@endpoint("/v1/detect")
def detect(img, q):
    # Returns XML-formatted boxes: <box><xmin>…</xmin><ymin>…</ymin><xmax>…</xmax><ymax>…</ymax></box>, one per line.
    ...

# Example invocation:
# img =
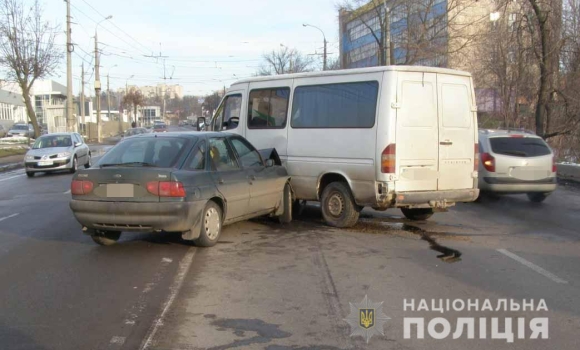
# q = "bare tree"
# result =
<box><xmin>122</xmin><ymin>88</ymin><xmax>145</xmax><ymax>124</ymax></box>
<box><xmin>338</xmin><ymin>0</ymin><xmax>482</xmax><ymax>67</ymax></box>
<box><xmin>257</xmin><ymin>47</ymin><xmax>314</xmax><ymax>76</ymax></box>
<box><xmin>0</xmin><ymin>0</ymin><xmax>61</xmax><ymax>138</ymax></box>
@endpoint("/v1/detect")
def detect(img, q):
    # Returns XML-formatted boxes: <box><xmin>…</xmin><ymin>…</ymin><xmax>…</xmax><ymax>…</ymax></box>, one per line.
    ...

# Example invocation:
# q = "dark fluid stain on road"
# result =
<box><xmin>208</xmin><ymin>318</ymin><xmax>291</xmax><ymax>350</ymax></box>
<box><xmin>402</xmin><ymin>224</ymin><xmax>463</xmax><ymax>263</ymax></box>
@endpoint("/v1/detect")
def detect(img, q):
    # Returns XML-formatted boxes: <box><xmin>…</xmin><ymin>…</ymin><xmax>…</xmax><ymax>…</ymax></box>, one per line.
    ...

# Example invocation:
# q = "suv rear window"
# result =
<box><xmin>489</xmin><ymin>137</ymin><xmax>551</xmax><ymax>157</ymax></box>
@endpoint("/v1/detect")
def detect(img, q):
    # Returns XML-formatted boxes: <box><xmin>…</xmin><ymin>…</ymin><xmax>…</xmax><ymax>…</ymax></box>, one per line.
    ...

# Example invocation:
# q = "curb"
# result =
<box><xmin>0</xmin><ymin>162</ymin><xmax>23</xmax><ymax>173</ymax></box>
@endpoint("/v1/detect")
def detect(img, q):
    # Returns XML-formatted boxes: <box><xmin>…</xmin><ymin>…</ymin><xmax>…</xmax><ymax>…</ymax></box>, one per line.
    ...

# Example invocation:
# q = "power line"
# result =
<box><xmin>79</xmin><ymin>0</ymin><xmax>155</xmax><ymax>55</ymax></box>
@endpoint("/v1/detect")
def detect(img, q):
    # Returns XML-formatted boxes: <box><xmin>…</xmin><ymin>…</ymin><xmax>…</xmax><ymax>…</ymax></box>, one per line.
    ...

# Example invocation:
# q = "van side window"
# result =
<box><xmin>291</xmin><ymin>81</ymin><xmax>378</xmax><ymax>128</ymax></box>
<box><xmin>211</xmin><ymin>94</ymin><xmax>242</xmax><ymax>131</ymax></box>
<box><xmin>248</xmin><ymin>88</ymin><xmax>290</xmax><ymax>129</ymax></box>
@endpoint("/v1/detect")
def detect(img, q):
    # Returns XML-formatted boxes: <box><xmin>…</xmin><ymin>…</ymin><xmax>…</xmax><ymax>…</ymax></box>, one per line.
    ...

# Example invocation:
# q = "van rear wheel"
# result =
<box><xmin>401</xmin><ymin>208</ymin><xmax>434</xmax><ymax>221</ymax></box>
<box><xmin>320</xmin><ymin>182</ymin><xmax>359</xmax><ymax>228</ymax></box>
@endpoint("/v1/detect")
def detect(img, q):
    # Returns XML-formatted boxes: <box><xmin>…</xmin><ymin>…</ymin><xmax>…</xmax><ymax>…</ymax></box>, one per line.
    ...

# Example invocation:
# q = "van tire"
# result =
<box><xmin>401</xmin><ymin>208</ymin><xmax>434</xmax><ymax>221</ymax></box>
<box><xmin>320</xmin><ymin>182</ymin><xmax>359</xmax><ymax>228</ymax></box>
<box><xmin>278</xmin><ymin>183</ymin><xmax>292</xmax><ymax>224</ymax></box>
<box><xmin>527</xmin><ymin>192</ymin><xmax>549</xmax><ymax>203</ymax></box>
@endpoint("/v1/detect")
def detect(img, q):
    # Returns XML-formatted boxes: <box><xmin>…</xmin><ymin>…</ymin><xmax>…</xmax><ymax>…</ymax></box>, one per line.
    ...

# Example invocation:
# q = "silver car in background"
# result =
<box><xmin>24</xmin><ymin>132</ymin><xmax>91</xmax><ymax>177</ymax></box>
<box><xmin>7</xmin><ymin>123</ymin><xmax>35</xmax><ymax>138</ymax></box>
<box><xmin>478</xmin><ymin>129</ymin><xmax>557</xmax><ymax>202</ymax></box>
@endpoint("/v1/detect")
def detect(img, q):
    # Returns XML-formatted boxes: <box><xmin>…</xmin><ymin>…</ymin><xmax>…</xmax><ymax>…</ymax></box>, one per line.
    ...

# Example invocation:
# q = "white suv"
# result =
<box><xmin>478</xmin><ymin>129</ymin><xmax>557</xmax><ymax>202</ymax></box>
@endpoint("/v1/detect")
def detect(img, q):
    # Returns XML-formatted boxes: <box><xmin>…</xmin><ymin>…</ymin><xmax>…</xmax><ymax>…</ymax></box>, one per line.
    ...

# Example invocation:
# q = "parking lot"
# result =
<box><xmin>0</xmin><ymin>133</ymin><xmax>579</xmax><ymax>349</ymax></box>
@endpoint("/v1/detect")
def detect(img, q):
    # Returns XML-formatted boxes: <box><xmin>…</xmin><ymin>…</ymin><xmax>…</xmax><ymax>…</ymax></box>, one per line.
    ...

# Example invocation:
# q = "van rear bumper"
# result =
<box><xmin>394</xmin><ymin>188</ymin><xmax>479</xmax><ymax>207</ymax></box>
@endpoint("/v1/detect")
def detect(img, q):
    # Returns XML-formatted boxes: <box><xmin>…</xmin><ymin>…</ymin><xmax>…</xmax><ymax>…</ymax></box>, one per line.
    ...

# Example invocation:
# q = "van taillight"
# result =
<box><xmin>474</xmin><ymin>144</ymin><xmax>479</xmax><ymax>171</ymax></box>
<box><xmin>147</xmin><ymin>181</ymin><xmax>186</xmax><ymax>197</ymax></box>
<box><xmin>71</xmin><ymin>180</ymin><xmax>93</xmax><ymax>195</ymax></box>
<box><xmin>381</xmin><ymin>144</ymin><xmax>396</xmax><ymax>173</ymax></box>
<box><xmin>481</xmin><ymin>153</ymin><xmax>495</xmax><ymax>172</ymax></box>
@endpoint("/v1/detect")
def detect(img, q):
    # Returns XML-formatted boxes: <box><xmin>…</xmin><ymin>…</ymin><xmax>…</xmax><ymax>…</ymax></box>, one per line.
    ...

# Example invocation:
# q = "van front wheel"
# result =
<box><xmin>321</xmin><ymin>182</ymin><xmax>359</xmax><ymax>228</ymax></box>
<box><xmin>401</xmin><ymin>208</ymin><xmax>434</xmax><ymax>221</ymax></box>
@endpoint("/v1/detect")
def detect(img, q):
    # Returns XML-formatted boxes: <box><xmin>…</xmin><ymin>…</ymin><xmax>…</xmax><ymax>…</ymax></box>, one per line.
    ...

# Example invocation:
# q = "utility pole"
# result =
<box><xmin>323</xmin><ymin>37</ymin><xmax>327</xmax><ymax>71</ymax></box>
<box><xmin>66</xmin><ymin>0</ymin><xmax>75</xmax><ymax>132</ymax></box>
<box><xmin>80</xmin><ymin>63</ymin><xmax>85</xmax><ymax>135</ymax></box>
<box><xmin>107</xmin><ymin>74</ymin><xmax>111</xmax><ymax>129</ymax></box>
<box><xmin>94</xmin><ymin>31</ymin><xmax>102</xmax><ymax>143</ymax></box>
<box><xmin>384</xmin><ymin>2</ymin><xmax>391</xmax><ymax>66</ymax></box>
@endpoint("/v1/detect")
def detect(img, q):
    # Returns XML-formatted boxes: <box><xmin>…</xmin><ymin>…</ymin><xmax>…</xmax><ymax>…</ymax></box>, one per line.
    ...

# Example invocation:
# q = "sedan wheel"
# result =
<box><xmin>69</xmin><ymin>157</ymin><xmax>77</xmax><ymax>174</ymax></box>
<box><xmin>194</xmin><ymin>201</ymin><xmax>222</xmax><ymax>247</ymax></box>
<box><xmin>85</xmin><ymin>153</ymin><xmax>91</xmax><ymax>168</ymax></box>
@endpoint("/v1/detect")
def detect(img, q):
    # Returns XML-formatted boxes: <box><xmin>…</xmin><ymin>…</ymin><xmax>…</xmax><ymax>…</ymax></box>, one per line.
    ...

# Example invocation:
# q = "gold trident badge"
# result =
<box><xmin>359</xmin><ymin>309</ymin><xmax>374</xmax><ymax>329</ymax></box>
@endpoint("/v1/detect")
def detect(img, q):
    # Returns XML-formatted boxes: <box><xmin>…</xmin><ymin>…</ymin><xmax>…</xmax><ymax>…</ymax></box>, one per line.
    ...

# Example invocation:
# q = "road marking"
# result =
<box><xmin>63</xmin><ymin>189</ymin><xmax>71</xmax><ymax>194</ymax></box>
<box><xmin>497</xmin><ymin>249</ymin><xmax>568</xmax><ymax>284</ymax></box>
<box><xmin>0</xmin><ymin>174</ymin><xmax>24</xmax><ymax>182</ymax></box>
<box><xmin>0</xmin><ymin>213</ymin><xmax>19</xmax><ymax>223</ymax></box>
<box><xmin>139</xmin><ymin>248</ymin><xmax>197</xmax><ymax>350</ymax></box>
<box><xmin>110</xmin><ymin>336</ymin><xmax>125</xmax><ymax>345</ymax></box>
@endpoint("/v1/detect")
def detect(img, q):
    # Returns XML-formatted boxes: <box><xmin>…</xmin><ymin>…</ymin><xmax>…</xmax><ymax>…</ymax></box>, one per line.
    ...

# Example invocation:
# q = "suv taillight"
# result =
<box><xmin>481</xmin><ymin>153</ymin><xmax>495</xmax><ymax>172</ymax></box>
<box><xmin>71</xmin><ymin>180</ymin><xmax>93</xmax><ymax>195</ymax></box>
<box><xmin>552</xmin><ymin>157</ymin><xmax>557</xmax><ymax>173</ymax></box>
<box><xmin>474</xmin><ymin>144</ymin><xmax>479</xmax><ymax>171</ymax></box>
<box><xmin>147</xmin><ymin>181</ymin><xmax>186</xmax><ymax>197</ymax></box>
<box><xmin>381</xmin><ymin>144</ymin><xmax>396</xmax><ymax>173</ymax></box>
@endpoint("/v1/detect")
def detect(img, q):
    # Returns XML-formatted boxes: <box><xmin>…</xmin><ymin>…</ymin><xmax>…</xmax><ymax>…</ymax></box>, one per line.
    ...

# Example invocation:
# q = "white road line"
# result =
<box><xmin>139</xmin><ymin>248</ymin><xmax>197</xmax><ymax>350</ymax></box>
<box><xmin>63</xmin><ymin>189</ymin><xmax>71</xmax><ymax>194</ymax></box>
<box><xmin>110</xmin><ymin>336</ymin><xmax>125</xmax><ymax>345</ymax></box>
<box><xmin>497</xmin><ymin>248</ymin><xmax>568</xmax><ymax>284</ymax></box>
<box><xmin>0</xmin><ymin>213</ymin><xmax>19</xmax><ymax>223</ymax></box>
<box><xmin>0</xmin><ymin>174</ymin><xmax>24</xmax><ymax>182</ymax></box>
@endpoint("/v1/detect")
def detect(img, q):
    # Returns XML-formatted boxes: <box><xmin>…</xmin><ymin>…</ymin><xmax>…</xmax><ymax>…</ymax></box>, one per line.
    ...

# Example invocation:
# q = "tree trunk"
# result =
<box><xmin>21</xmin><ymin>86</ymin><xmax>40</xmax><ymax>138</ymax></box>
<box><xmin>134</xmin><ymin>105</ymin><xmax>137</xmax><ymax>125</ymax></box>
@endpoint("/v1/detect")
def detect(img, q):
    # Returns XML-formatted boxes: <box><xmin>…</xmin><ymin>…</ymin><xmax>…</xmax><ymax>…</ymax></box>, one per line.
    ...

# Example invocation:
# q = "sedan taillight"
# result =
<box><xmin>71</xmin><ymin>180</ymin><xmax>93</xmax><ymax>195</ymax></box>
<box><xmin>147</xmin><ymin>181</ymin><xmax>186</xmax><ymax>197</ymax></box>
<box><xmin>481</xmin><ymin>153</ymin><xmax>495</xmax><ymax>172</ymax></box>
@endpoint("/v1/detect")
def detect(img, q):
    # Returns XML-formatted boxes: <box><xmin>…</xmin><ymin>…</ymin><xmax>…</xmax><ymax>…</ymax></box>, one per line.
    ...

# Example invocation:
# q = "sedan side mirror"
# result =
<box><xmin>265</xmin><ymin>159</ymin><xmax>275</xmax><ymax>167</ymax></box>
<box><xmin>197</xmin><ymin>117</ymin><xmax>205</xmax><ymax>131</ymax></box>
<box><xmin>74</xmin><ymin>142</ymin><xmax>82</xmax><ymax>147</ymax></box>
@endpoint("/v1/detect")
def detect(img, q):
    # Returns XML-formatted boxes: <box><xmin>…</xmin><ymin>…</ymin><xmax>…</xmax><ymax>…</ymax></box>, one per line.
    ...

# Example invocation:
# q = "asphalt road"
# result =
<box><xmin>0</xmin><ymin>129</ymin><xmax>579</xmax><ymax>350</ymax></box>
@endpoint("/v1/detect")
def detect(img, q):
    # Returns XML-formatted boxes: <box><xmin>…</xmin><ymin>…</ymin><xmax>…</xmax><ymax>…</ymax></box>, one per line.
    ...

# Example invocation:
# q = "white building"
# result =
<box><xmin>0</xmin><ymin>89</ymin><xmax>27</xmax><ymax>127</ymax></box>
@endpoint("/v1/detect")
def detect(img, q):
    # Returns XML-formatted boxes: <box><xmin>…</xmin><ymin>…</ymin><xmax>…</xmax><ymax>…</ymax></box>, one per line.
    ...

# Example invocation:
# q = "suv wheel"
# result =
<box><xmin>401</xmin><ymin>208</ymin><xmax>434</xmax><ymax>221</ymax></box>
<box><xmin>527</xmin><ymin>192</ymin><xmax>549</xmax><ymax>203</ymax></box>
<box><xmin>320</xmin><ymin>182</ymin><xmax>359</xmax><ymax>228</ymax></box>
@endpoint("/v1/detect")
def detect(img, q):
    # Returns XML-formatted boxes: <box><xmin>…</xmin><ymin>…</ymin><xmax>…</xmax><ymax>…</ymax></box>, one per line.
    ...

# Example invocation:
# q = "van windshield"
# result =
<box><xmin>489</xmin><ymin>137</ymin><xmax>551</xmax><ymax>157</ymax></box>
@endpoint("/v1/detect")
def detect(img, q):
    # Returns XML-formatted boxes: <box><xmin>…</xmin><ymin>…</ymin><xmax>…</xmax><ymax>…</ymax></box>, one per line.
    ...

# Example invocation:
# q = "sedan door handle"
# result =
<box><xmin>440</xmin><ymin>141</ymin><xmax>453</xmax><ymax>146</ymax></box>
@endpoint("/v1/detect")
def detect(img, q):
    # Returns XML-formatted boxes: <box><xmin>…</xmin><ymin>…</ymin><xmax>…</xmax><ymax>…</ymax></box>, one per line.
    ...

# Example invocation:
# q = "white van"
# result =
<box><xmin>200</xmin><ymin>66</ymin><xmax>479</xmax><ymax>227</ymax></box>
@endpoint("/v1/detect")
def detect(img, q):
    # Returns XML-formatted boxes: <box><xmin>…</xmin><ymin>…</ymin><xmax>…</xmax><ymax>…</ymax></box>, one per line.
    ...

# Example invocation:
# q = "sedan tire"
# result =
<box><xmin>91</xmin><ymin>231</ymin><xmax>121</xmax><ymax>246</ymax></box>
<box><xmin>278</xmin><ymin>182</ymin><xmax>292</xmax><ymax>224</ymax></box>
<box><xmin>194</xmin><ymin>201</ymin><xmax>222</xmax><ymax>247</ymax></box>
<box><xmin>85</xmin><ymin>153</ymin><xmax>91</xmax><ymax>168</ymax></box>
<box><xmin>26</xmin><ymin>172</ymin><xmax>34</xmax><ymax>178</ymax></box>
<box><xmin>69</xmin><ymin>156</ymin><xmax>77</xmax><ymax>174</ymax></box>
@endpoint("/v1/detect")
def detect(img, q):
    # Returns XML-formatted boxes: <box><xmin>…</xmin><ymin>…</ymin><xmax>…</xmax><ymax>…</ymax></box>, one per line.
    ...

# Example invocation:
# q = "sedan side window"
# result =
<box><xmin>209</xmin><ymin>138</ymin><xmax>239</xmax><ymax>171</ymax></box>
<box><xmin>185</xmin><ymin>141</ymin><xmax>206</xmax><ymax>171</ymax></box>
<box><xmin>229</xmin><ymin>137</ymin><xmax>263</xmax><ymax>168</ymax></box>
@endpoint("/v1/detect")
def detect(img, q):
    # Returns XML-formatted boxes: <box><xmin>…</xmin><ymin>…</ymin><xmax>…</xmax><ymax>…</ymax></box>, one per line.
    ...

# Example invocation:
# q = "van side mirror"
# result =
<box><xmin>265</xmin><ymin>159</ymin><xmax>274</xmax><ymax>167</ymax></box>
<box><xmin>197</xmin><ymin>117</ymin><xmax>205</xmax><ymax>131</ymax></box>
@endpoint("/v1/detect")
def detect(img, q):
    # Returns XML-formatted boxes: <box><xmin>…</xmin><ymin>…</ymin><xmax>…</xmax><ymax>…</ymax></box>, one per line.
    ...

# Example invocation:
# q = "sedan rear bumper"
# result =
<box><xmin>480</xmin><ymin>177</ymin><xmax>557</xmax><ymax>193</ymax></box>
<box><xmin>69</xmin><ymin>199</ymin><xmax>206</xmax><ymax>235</ymax></box>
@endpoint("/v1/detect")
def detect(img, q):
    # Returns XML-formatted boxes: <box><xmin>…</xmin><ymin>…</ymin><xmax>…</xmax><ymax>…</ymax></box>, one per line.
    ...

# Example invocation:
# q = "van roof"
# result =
<box><xmin>231</xmin><ymin>65</ymin><xmax>471</xmax><ymax>86</ymax></box>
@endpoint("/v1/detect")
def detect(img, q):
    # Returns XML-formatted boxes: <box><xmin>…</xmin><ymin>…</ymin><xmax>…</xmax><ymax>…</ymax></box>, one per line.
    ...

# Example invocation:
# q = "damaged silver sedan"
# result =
<box><xmin>69</xmin><ymin>132</ymin><xmax>292</xmax><ymax>247</ymax></box>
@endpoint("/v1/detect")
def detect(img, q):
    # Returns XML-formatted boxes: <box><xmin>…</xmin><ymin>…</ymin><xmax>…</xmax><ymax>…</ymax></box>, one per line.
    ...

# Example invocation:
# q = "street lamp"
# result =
<box><xmin>303</xmin><ymin>23</ymin><xmax>328</xmax><ymax>71</ymax></box>
<box><xmin>94</xmin><ymin>15</ymin><xmax>112</xmax><ymax>143</ymax></box>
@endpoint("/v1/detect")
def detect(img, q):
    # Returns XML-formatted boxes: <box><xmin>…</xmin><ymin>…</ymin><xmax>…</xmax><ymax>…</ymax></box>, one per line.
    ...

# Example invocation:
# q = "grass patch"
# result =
<box><xmin>0</xmin><ymin>148</ymin><xmax>27</xmax><ymax>158</ymax></box>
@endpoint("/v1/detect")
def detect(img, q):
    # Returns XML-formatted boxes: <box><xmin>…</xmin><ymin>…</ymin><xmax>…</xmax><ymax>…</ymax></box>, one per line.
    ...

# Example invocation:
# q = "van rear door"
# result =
<box><xmin>394</xmin><ymin>72</ymin><xmax>439</xmax><ymax>192</ymax></box>
<box><xmin>436</xmin><ymin>74</ymin><xmax>477</xmax><ymax>190</ymax></box>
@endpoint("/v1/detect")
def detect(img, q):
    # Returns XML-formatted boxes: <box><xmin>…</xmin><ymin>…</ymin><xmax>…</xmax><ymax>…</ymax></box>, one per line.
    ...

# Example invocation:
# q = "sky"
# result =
<box><xmin>38</xmin><ymin>0</ymin><xmax>342</xmax><ymax>97</ymax></box>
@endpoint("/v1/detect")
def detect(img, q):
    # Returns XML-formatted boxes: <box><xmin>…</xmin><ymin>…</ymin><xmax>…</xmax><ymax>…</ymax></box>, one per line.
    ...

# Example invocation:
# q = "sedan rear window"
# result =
<box><xmin>99</xmin><ymin>137</ymin><xmax>193</xmax><ymax>168</ymax></box>
<box><xmin>489</xmin><ymin>137</ymin><xmax>551</xmax><ymax>157</ymax></box>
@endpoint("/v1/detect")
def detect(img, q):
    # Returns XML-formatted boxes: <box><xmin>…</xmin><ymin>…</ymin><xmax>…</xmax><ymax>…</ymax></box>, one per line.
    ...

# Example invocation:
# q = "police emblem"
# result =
<box><xmin>344</xmin><ymin>295</ymin><xmax>390</xmax><ymax>343</ymax></box>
